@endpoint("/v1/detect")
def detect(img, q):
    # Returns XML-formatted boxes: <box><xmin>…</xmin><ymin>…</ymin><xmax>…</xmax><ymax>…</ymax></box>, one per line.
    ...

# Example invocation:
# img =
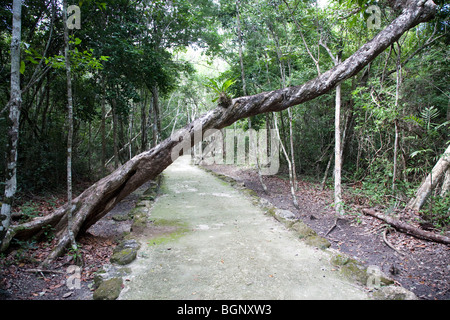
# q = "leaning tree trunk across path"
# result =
<box><xmin>0</xmin><ymin>0</ymin><xmax>438</xmax><ymax>264</ymax></box>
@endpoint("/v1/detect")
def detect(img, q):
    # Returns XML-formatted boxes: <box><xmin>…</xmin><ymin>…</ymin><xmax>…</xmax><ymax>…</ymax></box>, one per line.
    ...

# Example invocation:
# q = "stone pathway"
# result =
<box><xmin>117</xmin><ymin>156</ymin><xmax>376</xmax><ymax>300</ymax></box>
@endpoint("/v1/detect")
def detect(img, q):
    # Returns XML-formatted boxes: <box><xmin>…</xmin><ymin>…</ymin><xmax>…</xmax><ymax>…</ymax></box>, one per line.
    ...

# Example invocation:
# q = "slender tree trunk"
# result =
<box><xmin>151</xmin><ymin>85</ymin><xmax>161</xmax><ymax>148</ymax></box>
<box><xmin>141</xmin><ymin>89</ymin><xmax>148</xmax><ymax>153</ymax></box>
<box><xmin>321</xmin><ymin>153</ymin><xmax>333</xmax><ymax>191</ymax></box>
<box><xmin>0</xmin><ymin>0</ymin><xmax>22</xmax><ymax>247</ymax></box>
<box><xmin>0</xmin><ymin>0</ymin><xmax>437</xmax><ymax>260</ymax></box>
<box><xmin>334</xmin><ymin>80</ymin><xmax>343</xmax><ymax>215</ymax></box>
<box><xmin>62</xmin><ymin>0</ymin><xmax>77</xmax><ymax>253</ymax></box>
<box><xmin>101</xmin><ymin>79</ymin><xmax>107</xmax><ymax>176</ymax></box>
<box><xmin>273</xmin><ymin>113</ymin><xmax>299</xmax><ymax>208</ymax></box>
<box><xmin>393</xmin><ymin>120</ymin><xmax>399</xmax><ymax>190</ymax></box>
<box><xmin>88</xmin><ymin>121</ymin><xmax>92</xmax><ymax>176</ymax></box>
<box><xmin>392</xmin><ymin>42</ymin><xmax>402</xmax><ymax>192</ymax></box>
<box><xmin>171</xmin><ymin>99</ymin><xmax>181</xmax><ymax>135</ymax></box>
<box><xmin>320</xmin><ymin>38</ymin><xmax>344</xmax><ymax>215</ymax></box>
<box><xmin>270</xmin><ymin>26</ymin><xmax>298</xmax><ymax>195</ymax></box>
<box><xmin>236</xmin><ymin>0</ymin><xmax>246</xmax><ymax>97</ymax></box>
<box><xmin>287</xmin><ymin>108</ymin><xmax>297</xmax><ymax>190</ymax></box>
<box><xmin>128</xmin><ymin>102</ymin><xmax>136</xmax><ymax>160</ymax></box>
<box><xmin>282</xmin><ymin>0</ymin><xmax>321</xmax><ymax>75</ymax></box>
<box><xmin>112</xmin><ymin>98</ymin><xmax>119</xmax><ymax>169</ymax></box>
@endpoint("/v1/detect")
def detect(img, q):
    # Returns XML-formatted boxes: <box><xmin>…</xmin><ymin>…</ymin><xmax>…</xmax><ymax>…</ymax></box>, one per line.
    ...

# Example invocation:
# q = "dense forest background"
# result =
<box><xmin>0</xmin><ymin>0</ymin><xmax>449</xmax><ymax>229</ymax></box>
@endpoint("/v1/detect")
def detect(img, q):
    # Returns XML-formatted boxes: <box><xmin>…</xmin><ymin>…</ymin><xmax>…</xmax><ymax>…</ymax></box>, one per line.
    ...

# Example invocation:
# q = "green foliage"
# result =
<box><xmin>420</xmin><ymin>196</ymin><xmax>450</xmax><ymax>229</ymax></box>
<box><xmin>43</xmin><ymin>37</ymin><xmax>109</xmax><ymax>71</ymax></box>
<box><xmin>18</xmin><ymin>201</ymin><xmax>41</xmax><ymax>222</ymax></box>
<box><xmin>204</xmin><ymin>77</ymin><xmax>237</xmax><ymax>102</ymax></box>
<box><xmin>67</xmin><ymin>244</ymin><xmax>83</xmax><ymax>262</ymax></box>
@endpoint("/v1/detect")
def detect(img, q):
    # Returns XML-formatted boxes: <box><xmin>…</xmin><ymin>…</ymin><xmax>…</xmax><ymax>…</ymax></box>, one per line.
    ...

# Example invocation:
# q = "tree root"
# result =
<box><xmin>325</xmin><ymin>217</ymin><xmax>338</xmax><ymax>236</ymax></box>
<box><xmin>382</xmin><ymin>227</ymin><xmax>405</xmax><ymax>256</ymax></box>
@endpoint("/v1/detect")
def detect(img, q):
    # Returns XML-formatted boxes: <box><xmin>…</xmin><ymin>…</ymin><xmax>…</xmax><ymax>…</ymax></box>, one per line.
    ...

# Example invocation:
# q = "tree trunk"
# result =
<box><xmin>334</xmin><ymin>81</ymin><xmax>343</xmax><ymax>215</ymax></box>
<box><xmin>321</xmin><ymin>153</ymin><xmax>333</xmax><ymax>191</ymax></box>
<box><xmin>440</xmin><ymin>168</ymin><xmax>450</xmax><ymax>197</ymax></box>
<box><xmin>273</xmin><ymin>112</ymin><xmax>299</xmax><ymax>208</ymax></box>
<box><xmin>287</xmin><ymin>108</ymin><xmax>297</xmax><ymax>190</ymax></box>
<box><xmin>236</xmin><ymin>0</ymin><xmax>246</xmax><ymax>97</ymax></box>
<box><xmin>0</xmin><ymin>0</ymin><xmax>438</xmax><ymax>261</ymax></box>
<box><xmin>392</xmin><ymin>42</ymin><xmax>402</xmax><ymax>192</ymax></box>
<box><xmin>112</xmin><ymin>98</ymin><xmax>120</xmax><ymax>169</ymax></box>
<box><xmin>320</xmin><ymin>36</ymin><xmax>343</xmax><ymax>215</ymax></box>
<box><xmin>141</xmin><ymin>89</ymin><xmax>149</xmax><ymax>153</ymax></box>
<box><xmin>151</xmin><ymin>85</ymin><xmax>161</xmax><ymax>148</ymax></box>
<box><xmin>270</xmin><ymin>24</ymin><xmax>298</xmax><ymax>196</ymax></box>
<box><xmin>0</xmin><ymin>0</ymin><xmax>22</xmax><ymax>247</ymax></box>
<box><xmin>62</xmin><ymin>0</ymin><xmax>77</xmax><ymax>253</ymax></box>
<box><xmin>128</xmin><ymin>102</ymin><xmax>136</xmax><ymax>160</ymax></box>
<box><xmin>408</xmin><ymin>144</ymin><xmax>450</xmax><ymax>211</ymax></box>
<box><xmin>101</xmin><ymin>80</ymin><xmax>107</xmax><ymax>176</ymax></box>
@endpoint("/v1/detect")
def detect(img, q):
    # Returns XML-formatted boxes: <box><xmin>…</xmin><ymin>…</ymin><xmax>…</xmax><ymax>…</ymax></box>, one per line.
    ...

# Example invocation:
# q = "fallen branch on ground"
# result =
<box><xmin>362</xmin><ymin>208</ymin><xmax>450</xmax><ymax>245</ymax></box>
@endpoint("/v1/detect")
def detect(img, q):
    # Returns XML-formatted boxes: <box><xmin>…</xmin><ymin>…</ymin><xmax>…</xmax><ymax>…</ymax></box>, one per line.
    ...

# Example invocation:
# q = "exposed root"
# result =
<box><xmin>382</xmin><ymin>227</ymin><xmax>405</xmax><ymax>256</ymax></box>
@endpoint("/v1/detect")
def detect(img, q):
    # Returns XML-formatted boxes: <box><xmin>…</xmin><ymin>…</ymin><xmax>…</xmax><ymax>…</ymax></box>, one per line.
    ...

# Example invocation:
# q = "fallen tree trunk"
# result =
<box><xmin>362</xmin><ymin>208</ymin><xmax>450</xmax><ymax>245</ymax></box>
<box><xmin>0</xmin><ymin>0</ymin><xmax>438</xmax><ymax>263</ymax></box>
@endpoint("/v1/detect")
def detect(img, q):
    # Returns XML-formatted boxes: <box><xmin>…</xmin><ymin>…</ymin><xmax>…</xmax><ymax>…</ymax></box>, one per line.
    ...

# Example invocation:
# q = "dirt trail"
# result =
<box><xmin>119</xmin><ymin>156</ymin><xmax>370</xmax><ymax>300</ymax></box>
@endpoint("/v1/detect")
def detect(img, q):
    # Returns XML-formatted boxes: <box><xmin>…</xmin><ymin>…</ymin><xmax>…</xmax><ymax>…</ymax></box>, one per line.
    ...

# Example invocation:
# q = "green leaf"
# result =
<box><xmin>26</xmin><ymin>56</ymin><xmax>39</xmax><ymax>64</ymax></box>
<box><xmin>97</xmin><ymin>2</ymin><xmax>107</xmax><ymax>10</ymax></box>
<box><xmin>221</xmin><ymin>77</ymin><xmax>237</xmax><ymax>92</ymax></box>
<box><xmin>410</xmin><ymin>149</ymin><xmax>433</xmax><ymax>158</ymax></box>
<box><xmin>20</xmin><ymin>61</ymin><xmax>25</xmax><ymax>74</ymax></box>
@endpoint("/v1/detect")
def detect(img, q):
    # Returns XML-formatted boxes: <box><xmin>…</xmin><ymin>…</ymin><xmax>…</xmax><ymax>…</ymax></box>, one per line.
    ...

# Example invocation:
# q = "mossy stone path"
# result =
<box><xmin>119</xmin><ymin>156</ymin><xmax>370</xmax><ymax>300</ymax></box>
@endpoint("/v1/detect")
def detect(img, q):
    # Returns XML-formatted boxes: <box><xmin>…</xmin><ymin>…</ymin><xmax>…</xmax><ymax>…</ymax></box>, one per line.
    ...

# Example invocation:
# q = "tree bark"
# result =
<box><xmin>273</xmin><ymin>112</ymin><xmax>299</xmax><ymax>208</ymax></box>
<box><xmin>0</xmin><ymin>0</ymin><xmax>438</xmax><ymax>261</ymax></box>
<box><xmin>141</xmin><ymin>89</ymin><xmax>149</xmax><ymax>153</ymax></box>
<box><xmin>319</xmin><ymin>35</ymin><xmax>343</xmax><ymax>215</ymax></box>
<box><xmin>408</xmin><ymin>144</ymin><xmax>450</xmax><ymax>211</ymax></box>
<box><xmin>334</xmin><ymin>81</ymin><xmax>343</xmax><ymax>215</ymax></box>
<box><xmin>393</xmin><ymin>42</ymin><xmax>402</xmax><ymax>192</ymax></box>
<box><xmin>440</xmin><ymin>168</ymin><xmax>450</xmax><ymax>197</ymax></box>
<box><xmin>101</xmin><ymin>79</ymin><xmax>107</xmax><ymax>176</ymax></box>
<box><xmin>151</xmin><ymin>85</ymin><xmax>161</xmax><ymax>148</ymax></box>
<box><xmin>236</xmin><ymin>0</ymin><xmax>246</xmax><ymax>97</ymax></box>
<box><xmin>111</xmin><ymin>97</ymin><xmax>120</xmax><ymax>168</ymax></box>
<box><xmin>270</xmin><ymin>22</ymin><xmax>298</xmax><ymax>197</ymax></box>
<box><xmin>0</xmin><ymin>0</ymin><xmax>22</xmax><ymax>247</ymax></box>
<box><xmin>62</xmin><ymin>0</ymin><xmax>77</xmax><ymax>253</ymax></box>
